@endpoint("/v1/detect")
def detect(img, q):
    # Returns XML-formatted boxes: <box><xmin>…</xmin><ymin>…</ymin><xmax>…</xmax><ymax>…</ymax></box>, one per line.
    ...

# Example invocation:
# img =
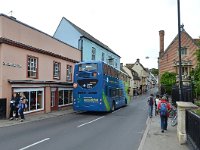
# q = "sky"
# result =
<box><xmin>1</xmin><ymin>0</ymin><xmax>200</xmax><ymax>69</ymax></box>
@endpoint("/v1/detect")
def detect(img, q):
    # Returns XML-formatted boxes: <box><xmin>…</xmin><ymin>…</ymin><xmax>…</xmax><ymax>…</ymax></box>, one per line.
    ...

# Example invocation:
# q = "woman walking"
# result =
<box><xmin>18</xmin><ymin>92</ymin><xmax>26</xmax><ymax>122</ymax></box>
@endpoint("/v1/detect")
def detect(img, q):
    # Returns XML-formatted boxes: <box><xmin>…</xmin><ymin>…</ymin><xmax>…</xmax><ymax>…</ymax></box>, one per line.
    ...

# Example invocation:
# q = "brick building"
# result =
<box><xmin>158</xmin><ymin>29</ymin><xmax>200</xmax><ymax>85</ymax></box>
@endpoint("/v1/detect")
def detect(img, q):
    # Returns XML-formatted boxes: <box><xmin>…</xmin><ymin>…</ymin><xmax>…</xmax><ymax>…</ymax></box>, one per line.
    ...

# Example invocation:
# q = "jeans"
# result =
<box><xmin>160</xmin><ymin>115</ymin><xmax>168</xmax><ymax>130</ymax></box>
<box><xmin>19</xmin><ymin>108</ymin><xmax>24</xmax><ymax>119</ymax></box>
<box><xmin>148</xmin><ymin>105</ymin><xmax>153</xmax><ymax>117</ymax></box>
<box><xmin>15</xmin><ymin>107</ymin><xmax>19</xmax><ymax>118</ymax></box>
<box><xmin>9</xmin><ymin>106</ymin><xmax>14</xmax><ymax>118</ymax></box>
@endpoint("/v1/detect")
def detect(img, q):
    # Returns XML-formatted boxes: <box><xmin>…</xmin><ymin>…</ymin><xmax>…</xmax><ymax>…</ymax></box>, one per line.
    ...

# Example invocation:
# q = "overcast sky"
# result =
<box><xmin>1</xmin><ymin>0</ymin><xmax>200</xmax><ymax>69</ymax></box>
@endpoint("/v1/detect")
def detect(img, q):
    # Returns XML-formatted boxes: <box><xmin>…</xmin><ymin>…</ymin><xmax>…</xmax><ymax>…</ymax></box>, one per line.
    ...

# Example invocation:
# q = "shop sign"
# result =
<box><xmin>3</xmin><ymin>62</ymin><xmax>22</xmax><ymax>68</ymax></box>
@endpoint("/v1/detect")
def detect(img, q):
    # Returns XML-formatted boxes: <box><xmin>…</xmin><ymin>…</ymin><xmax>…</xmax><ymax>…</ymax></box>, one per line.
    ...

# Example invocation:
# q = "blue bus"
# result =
<box><xmin>73</xmin><ymin>61</ymin><xmax>130</xmax><ymax>112</ymax></box>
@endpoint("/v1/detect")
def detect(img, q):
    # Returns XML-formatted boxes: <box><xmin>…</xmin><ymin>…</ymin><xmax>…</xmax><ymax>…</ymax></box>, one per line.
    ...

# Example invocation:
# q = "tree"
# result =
<box><xmin>190</xmin><ymin>45</ymin><xmax>200</xmax><ymax>98</ymax></box>
<box><xmin>150</xmin><ymin>68</ymin><xmax>158</xmax><ymax>76</ymax></box>
<box><xmin>160</xmin><ymin>72</ymin><xmax>176</xmax><ymax>94</ymax></box>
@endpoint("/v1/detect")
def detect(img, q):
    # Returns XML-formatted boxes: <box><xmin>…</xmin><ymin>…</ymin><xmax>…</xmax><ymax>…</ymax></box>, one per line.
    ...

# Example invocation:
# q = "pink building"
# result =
<box><xmin>0</xmin><ymin>14</ymin><xmax>81</xmax><ymax>118</ymax></box>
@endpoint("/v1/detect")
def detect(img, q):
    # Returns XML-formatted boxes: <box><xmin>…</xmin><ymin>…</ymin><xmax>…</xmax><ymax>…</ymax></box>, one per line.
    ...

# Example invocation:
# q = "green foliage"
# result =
<box><xmin>160</xmin><ymin>72</ymin><xmax>176</xmax><ymax>94</ymax></box>
<box><xmin>150</xmin><ymin>68</ymin><xmax>158</xmax><ymax>76</ymax></box>
<box><xmin>193</xmin><ymin>109</ymin><xmax>200</xmax><ymax>116</ymax></box>
<box><xmin>194</xmin><ymin>100</ymin><xmax>200</xmax><ymax>107</ymax></box>
<box><xmin>191</xmin><ymin>49</ymin><xmax>200</xmax><ymax>98</ymax></box>
<box><xmin>160</xmin><ymin>72</ymin><xmax>176</xmax><ymax>85</ymax></box>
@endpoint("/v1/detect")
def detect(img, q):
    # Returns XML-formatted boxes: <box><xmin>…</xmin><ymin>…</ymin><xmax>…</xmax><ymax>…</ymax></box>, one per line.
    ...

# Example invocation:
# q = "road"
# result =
<box><xmin>0</xmin><ymin>93</ymin><xmax>151</xmax><ymax>150</ymax></box>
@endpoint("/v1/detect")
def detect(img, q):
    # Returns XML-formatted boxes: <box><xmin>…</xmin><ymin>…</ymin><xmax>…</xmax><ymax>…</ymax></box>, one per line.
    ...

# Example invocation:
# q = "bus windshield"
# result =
<box><xmin>78</xmin><ymin>63</ymin><xmax>98</xmax><ymax>72</ymax></box>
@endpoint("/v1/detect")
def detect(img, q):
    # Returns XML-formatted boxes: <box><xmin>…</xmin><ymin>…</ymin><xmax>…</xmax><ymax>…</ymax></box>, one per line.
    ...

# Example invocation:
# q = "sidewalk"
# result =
<box><xmin>138</xmin><ymin>115</ymin><xmax>190</xmax><ymax>150</ymax></box>
<box><xmin>0</xmin><ymin>109</ymin><xmax>74</xmax><ymax>128</ymax></box>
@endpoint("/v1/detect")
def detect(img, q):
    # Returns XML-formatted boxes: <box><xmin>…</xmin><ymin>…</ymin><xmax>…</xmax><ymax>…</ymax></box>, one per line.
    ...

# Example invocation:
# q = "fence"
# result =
<box><xmin>186</xmin><ymin>110</ymin><xmax>200</xmax><ymax>150</ymax></box>
<box><xmin>0</xmin><ymin>98</ymin><xmax>6</xmax><ymax>119</ymax></box>
<box><xmin>171</xmin><ymin>85</ymin><xmax>193</xmax><ymax>105</ymax></box>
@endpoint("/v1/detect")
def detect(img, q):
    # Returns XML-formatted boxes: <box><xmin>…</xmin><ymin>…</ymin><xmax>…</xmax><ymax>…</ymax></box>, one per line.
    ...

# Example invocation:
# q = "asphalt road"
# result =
<box><xmin>0</xmin><ymin>93</ymin><xmax>150</xmax><ymax>150</ymax></box>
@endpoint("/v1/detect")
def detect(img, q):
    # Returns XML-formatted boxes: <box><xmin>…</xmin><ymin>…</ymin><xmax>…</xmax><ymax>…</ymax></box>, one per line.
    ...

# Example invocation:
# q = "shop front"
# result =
<box><xmin>9</xmin><ymin>80</ymin><xmax>73</xmax><ymax>115</ymax></box>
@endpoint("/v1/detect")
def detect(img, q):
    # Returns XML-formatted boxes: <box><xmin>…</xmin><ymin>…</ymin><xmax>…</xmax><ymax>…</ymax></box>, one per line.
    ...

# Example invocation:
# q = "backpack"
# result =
<box><xmin>160</xmin><ymin>102</ymin><xmax>167</xmax><ymax>116</ymax></box>
<box><xmin>149</xmin><ymin>97</ymin><xmax>153</xmax><ymax>106</ymax></box>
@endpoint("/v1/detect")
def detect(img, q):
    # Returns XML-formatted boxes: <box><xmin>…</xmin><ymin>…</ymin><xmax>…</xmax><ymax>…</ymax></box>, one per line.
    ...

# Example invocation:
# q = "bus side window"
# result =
<box><xmin>119</xmin><ymin>89</ymin><xmax>123</xmax><ymax>96</ymax></box>
<box><xmin>116</xmin><ymin>89</ymin><xmax>119</xmax><ymax>97</ymax></box>
<box><xmin>109</xmin><ymin>88</ymin><xmax>112</xmax><ymax>97</ymax></box>
<box><xmin>105</xmin><ymin>86</ymin><xmax>108</xmax><ymax>96</ymax></box>
<box><xmin>111</xmin><ymin>89</ymin><xmax>116</xmax><ymax>97</ymax></box>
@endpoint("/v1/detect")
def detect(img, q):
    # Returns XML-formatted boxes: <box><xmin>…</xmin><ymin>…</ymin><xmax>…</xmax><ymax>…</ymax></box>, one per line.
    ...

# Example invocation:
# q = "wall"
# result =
<box><xmin>82</xmin><ymin>38</ymin><xmax>120</xmax><ymax>70</ymax></box>
<box><xmin>0</xmin><ymin>15</ymin><xmax>81</xmax><ymax>61</ymax></box>
<box><xmin>53</xmin><ymin>18</ymin><xmax>82</xmax><ymax>49</ymax></box>
<box><xmin>159</xmin><ymin>31</ymin><xmax>198</xmax><ymax>76</ymax></box>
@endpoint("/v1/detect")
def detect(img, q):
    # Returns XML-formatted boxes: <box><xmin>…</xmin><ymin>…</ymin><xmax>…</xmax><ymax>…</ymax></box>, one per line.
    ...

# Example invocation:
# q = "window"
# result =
<box><xmin>53</xmin><ymin>61</ymin><xmax>61</xmax><ymax>79</ymax></box>
<box><xmin>181</xmin><ymin>47</ymin><xmax>187</xmax><ymax>55</ymax></box>
<box><xmin>67</xmin><ymin>65</ymin><xmax>72</xmax><ymax>81</ymax></box>
<box><xmin>13</xmin><ymin>88</ymin><xmax>44</xmax><ymax>112</ymax></box>
<box><xmin>27</xmin><ymin>56</ymin><xmax>38</xmax><ymax>78</ymax></box>
<box><xmin>102</xmin><ymin>52</ymin><xmax>105</xmax><ymax>61</ymax></box>
<box><xmin>115</xmin><ymin>62</ymin><xmax>118</xmax><ymax>68</ymax></box>
<box><xmin>58</xmin><ymin>89</ymin><xmax>73</xmax><ymax>106</ymax></box>
<box><xmin>51</xmin><ymin>88</ymin><xmax>56</xmax><ymax>107</ymax></box>
<box><xmin>108</xmin><ymin>56</ymin><xmax>114</xmax><ymax>66</ymax></box>
<box><xmin>91</xmin><ymin>47</ymin><xmax>96</xmax><ymax>60</ymax></box>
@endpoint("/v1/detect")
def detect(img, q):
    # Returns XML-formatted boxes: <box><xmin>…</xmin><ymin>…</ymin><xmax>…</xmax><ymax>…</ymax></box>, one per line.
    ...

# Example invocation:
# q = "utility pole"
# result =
<box><xmin>177</xmin><ymin>0</ymin><xmax>183</xmax><ymax>101</ymax></box>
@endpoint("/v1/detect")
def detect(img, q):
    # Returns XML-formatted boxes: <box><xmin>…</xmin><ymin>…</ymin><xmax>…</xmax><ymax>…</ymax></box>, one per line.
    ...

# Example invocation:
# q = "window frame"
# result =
<box><xmin>91</xmin><ymin>47</ymin><xmax>96</xmax><ymax>60</ymax></box>
<box><xmin>66</xmin><ymin>65</ymin><xmax>73</xmax><ymax>82</ymax></box>
<box><xmin>53</xmin><ymin>61</ymin><xmax>61</xmax><ymax>80</ymax></box>
<box><xmin>27</xmin><ymin>55</ymin><xmax>38</xmax><ymax>79</ymax></box>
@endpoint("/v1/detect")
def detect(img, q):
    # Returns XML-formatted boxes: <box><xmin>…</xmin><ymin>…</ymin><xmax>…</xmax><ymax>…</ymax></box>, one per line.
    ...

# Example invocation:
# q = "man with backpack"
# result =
<box><xmin>158</xmin><ymin>96</ymin><xmax>171</xmax><ymax>133</ymax></box>
<box><xmin>147</xmin><ymin>94</ymin><xmax>154</xmax><ymax>118</ymax></box>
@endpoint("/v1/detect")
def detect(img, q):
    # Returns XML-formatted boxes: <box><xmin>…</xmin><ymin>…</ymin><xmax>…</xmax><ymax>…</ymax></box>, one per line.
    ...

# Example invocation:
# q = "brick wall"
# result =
<box><xmin>159</xmin><ymin>30</ymin><xmax>198</xmax><ymax>77</ymax></box>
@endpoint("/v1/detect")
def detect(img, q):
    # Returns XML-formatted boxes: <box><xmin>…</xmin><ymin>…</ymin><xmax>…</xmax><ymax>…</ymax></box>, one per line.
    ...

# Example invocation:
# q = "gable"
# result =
<box><xmin>159</xmin><ymin>29</ymin><xmax>199</xmax><ymax>75</ymax></box>
<box><xmin>54</xmin><ymin>18</ymin><xmax>81</xmax><ymax>49</ymax></box>
<box><xmin>161</xmin><ymin>30</ymin><xmax>199</xmax><ymax>59</ymax></box>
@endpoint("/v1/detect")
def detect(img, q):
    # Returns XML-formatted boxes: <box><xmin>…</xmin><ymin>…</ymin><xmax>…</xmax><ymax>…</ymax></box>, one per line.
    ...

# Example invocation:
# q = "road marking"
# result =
<box><xmin>77</xmin><ymin>116</ymin><xmax>104</xmax><ymax>128</ymax></box>
<box><xmin>18</xmin><ymin>138</ymin><xmax>50</xmax><ymax>150</ymax></box>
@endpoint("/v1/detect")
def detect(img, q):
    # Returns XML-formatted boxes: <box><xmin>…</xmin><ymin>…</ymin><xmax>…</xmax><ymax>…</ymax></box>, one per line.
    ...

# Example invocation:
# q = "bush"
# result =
<box><xmin>194</xmin><ymin>100</ymin><xmax>200</xmax><ymax>107</ymax></box>
<box><xmin>193</xmin><ymin>109</ymin><xmax>200</xmax><ymax>116</ymax></box>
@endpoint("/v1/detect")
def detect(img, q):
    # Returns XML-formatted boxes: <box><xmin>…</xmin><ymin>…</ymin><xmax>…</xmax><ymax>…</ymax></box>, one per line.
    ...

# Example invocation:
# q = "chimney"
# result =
<box><xmin>136</xmin><ymin>59</ymin><xmax>140</xmax><ymax>62</ymax></box>
<box><xmin>159</xmin><ymin>30</ymin><xmax>165</xmax><ymax>57</ymax></box>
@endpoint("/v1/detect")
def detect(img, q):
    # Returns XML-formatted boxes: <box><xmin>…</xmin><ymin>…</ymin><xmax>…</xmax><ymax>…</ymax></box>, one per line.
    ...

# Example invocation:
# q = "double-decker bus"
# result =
<box><xmin>73</xmin><ymin>61</ymin><xmax>130</xmax><ymax>112</ymax></box>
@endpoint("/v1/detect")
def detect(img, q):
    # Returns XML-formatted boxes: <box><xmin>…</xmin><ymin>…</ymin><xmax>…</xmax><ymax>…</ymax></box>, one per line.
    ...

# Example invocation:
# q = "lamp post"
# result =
<box><xmin>177</xmin><ymin>0</ymin><xmax>183</xmax><ymax>101</ymax></box>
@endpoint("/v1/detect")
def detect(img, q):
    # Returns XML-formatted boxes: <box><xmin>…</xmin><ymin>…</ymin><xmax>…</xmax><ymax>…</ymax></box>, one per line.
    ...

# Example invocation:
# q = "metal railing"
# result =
<box><xmin>186</xmin><ymin>110</ymin><xmax>200</xmax><ymax>150</ymax></box>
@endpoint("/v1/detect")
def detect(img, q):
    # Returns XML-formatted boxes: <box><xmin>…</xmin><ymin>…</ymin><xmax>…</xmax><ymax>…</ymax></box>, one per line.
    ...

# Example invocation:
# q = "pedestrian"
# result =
<box><xmin>9</xmin><ymin>93</ymin><xmax>16</xmax><ymax>120</ymax></box>
<box><xmin>18</xmin><ymin>92</ymin><xmax>26</xmax><ymax>122</ymax></box>
<box><xmin>147</xmin><ymin>94</ymin><xmax>154</xmax><ymax>118</ymax></box>
<box><xmin>154</xmin><ymin>94</ymin><xmax>160</xmax><ymax>116</ymax></box>
<box><xmin>14</xmin><ymin>93</ymin><xmax>20</xmax><ymax>120</ymax></box>
<box><xmin>157</xmin><ymin>96</ymin><xmax>171</xmax><ymax>133</ymax></box>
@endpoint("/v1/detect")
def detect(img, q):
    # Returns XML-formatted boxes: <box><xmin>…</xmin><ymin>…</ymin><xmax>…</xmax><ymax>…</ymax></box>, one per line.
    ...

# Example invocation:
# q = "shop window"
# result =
<box><xmin>67</xmin><ymin>65</ymin><xmax>72</xmax><ymax>82</ymax></box>
<box><xmin>14</xmin><ymin>88</ymin><xmax>44</xmax><ymax>113</ymax></box>
<box><xmin>27</xmin><ymin>56</ymin><xmax>38</xmax><ymax>78</ymax></box>
<box><xmin>51</xmin><ymin>89</ymin><xmax>56</xmax><ymax>107</ymax></box>
<box><xmin>53</xmin><ymin>61</ymin><xmax>61</xmax><ymax>79</ymax></box>
<box><xmin>58</xmin><ymin>89</ymin><xmax>73</xmax><ymax>106</ymax></box>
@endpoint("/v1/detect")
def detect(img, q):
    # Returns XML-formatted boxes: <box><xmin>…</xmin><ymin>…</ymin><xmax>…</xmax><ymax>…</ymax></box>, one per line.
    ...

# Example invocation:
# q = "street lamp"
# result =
<box><xmin>177</xmin><ymin>0</ymin><xmax>183</xmax><ymax>101</ymax></box>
